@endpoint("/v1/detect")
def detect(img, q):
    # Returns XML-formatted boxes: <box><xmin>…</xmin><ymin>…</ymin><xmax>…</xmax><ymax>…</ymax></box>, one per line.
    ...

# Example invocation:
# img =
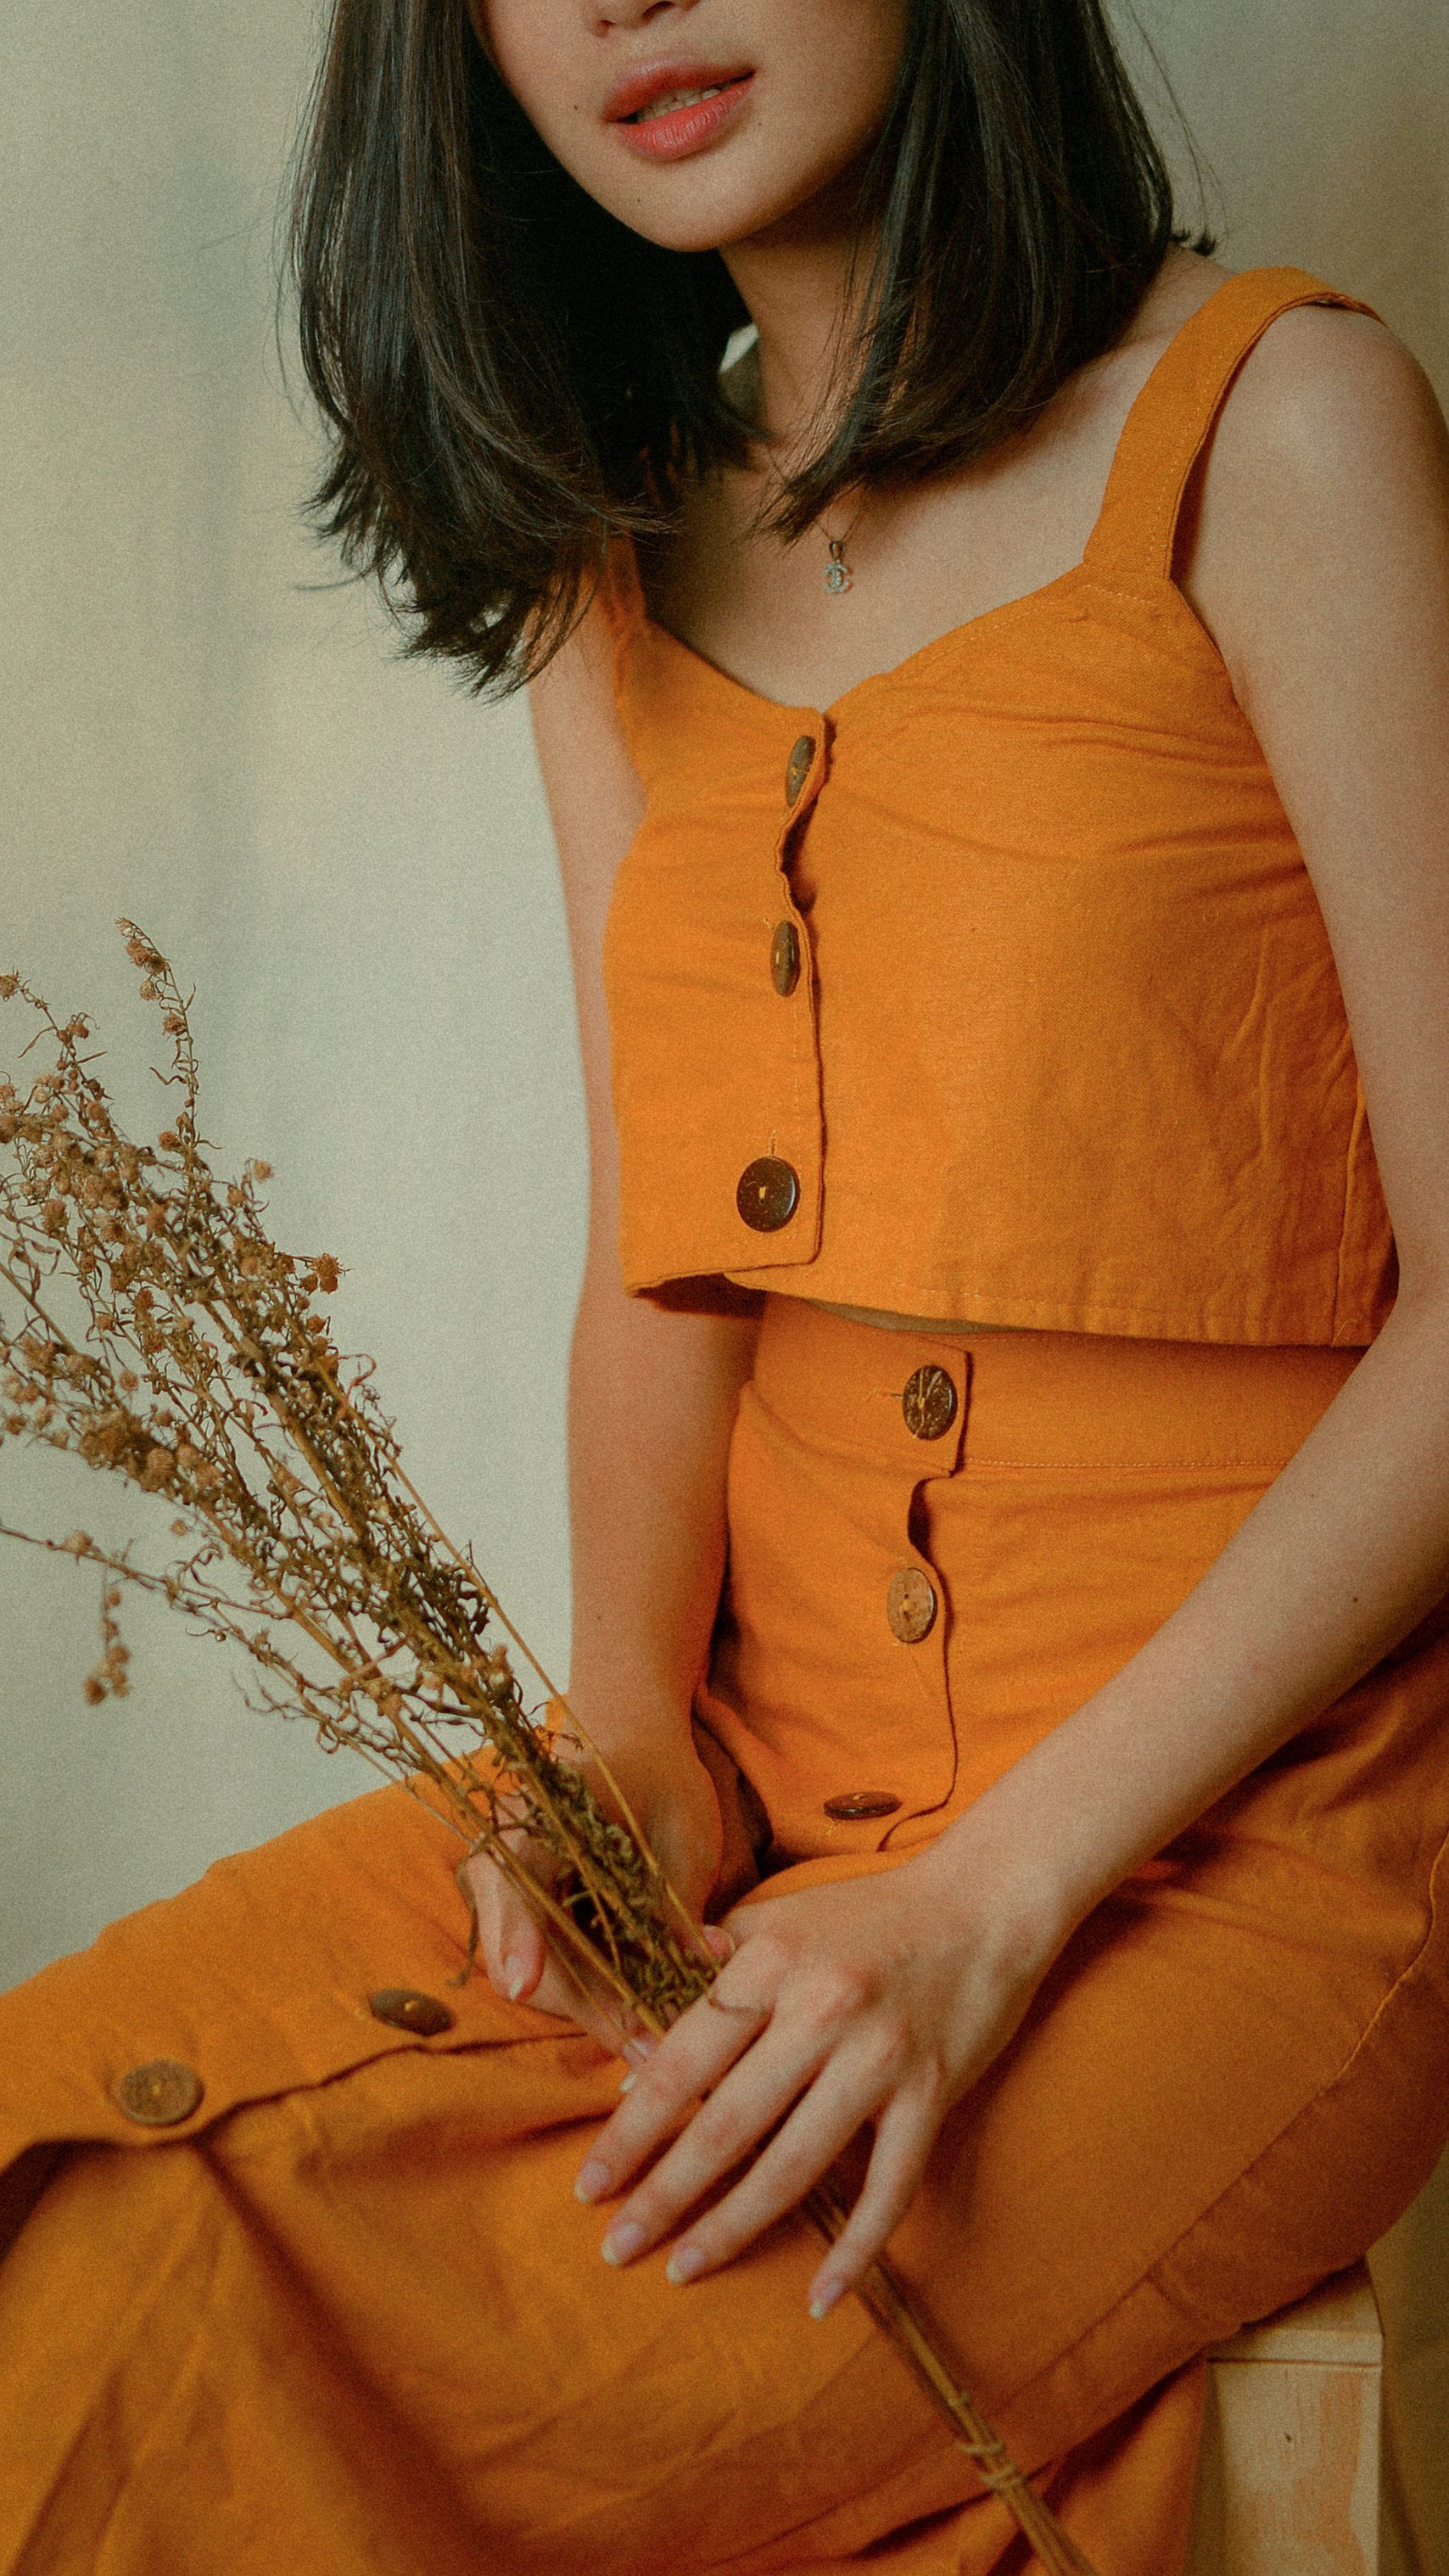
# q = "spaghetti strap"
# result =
<box><xmin>1084</xmin><ymin>266</ymin><xmax>1379</xmax><ymax>585</ymax></box>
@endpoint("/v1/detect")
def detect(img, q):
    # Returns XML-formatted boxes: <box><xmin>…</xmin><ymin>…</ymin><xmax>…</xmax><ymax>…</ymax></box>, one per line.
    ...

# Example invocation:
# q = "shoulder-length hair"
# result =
<box><xmin>292</xmin><ymin>0</ymin><xmax>1200</xmax><ymax>694</ymax></box>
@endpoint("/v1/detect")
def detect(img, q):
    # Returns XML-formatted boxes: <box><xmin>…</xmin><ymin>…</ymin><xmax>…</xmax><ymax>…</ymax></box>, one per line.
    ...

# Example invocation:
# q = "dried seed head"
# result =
<box><xmin>0</xmin><ymin>974</ymin><xmax>19</xmax><ymax>1000</ymax></box>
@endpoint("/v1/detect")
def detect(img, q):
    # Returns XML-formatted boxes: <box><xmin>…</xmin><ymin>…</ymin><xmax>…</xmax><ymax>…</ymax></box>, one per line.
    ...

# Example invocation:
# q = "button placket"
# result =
<box><xmin>733</xmin><ymin>722</ymin><xmax>826</xmax><ymax>1258</ymax></box>
<box><xmin>875</xmin><ymin>1347</ymin><xmax>971</xmax><ymax>1848</ymax></box>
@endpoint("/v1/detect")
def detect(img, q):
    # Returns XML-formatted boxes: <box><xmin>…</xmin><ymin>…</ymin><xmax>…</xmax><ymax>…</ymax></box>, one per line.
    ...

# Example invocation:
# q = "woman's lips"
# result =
<box><xmin>610</xmin><ymin>73</ymin><xmax>754</xmax><ymax>164</ymax></box>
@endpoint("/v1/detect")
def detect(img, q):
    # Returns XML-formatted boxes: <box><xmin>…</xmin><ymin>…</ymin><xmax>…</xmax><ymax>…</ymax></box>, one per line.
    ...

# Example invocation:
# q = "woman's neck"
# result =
<box><xmin>719</xmin><ymin>178</ymin><xmax>865</xmax><ymax>460</ymax></box>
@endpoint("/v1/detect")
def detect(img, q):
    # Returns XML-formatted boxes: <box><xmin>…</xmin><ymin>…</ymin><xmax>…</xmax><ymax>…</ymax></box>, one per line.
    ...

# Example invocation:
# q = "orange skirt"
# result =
<box><xmin>3</xmin><ymin>1302</ymin><xmax>1448</xmax><ymax>2576</ymax></box>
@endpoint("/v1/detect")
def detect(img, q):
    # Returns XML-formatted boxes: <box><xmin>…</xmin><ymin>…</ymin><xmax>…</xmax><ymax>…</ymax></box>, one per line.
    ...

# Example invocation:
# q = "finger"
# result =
<box><xmin>575</xmin><ymin>1968</ymin><xmax>777</xmax><ymax>2198</ymax></box>
<box><xmin>802</xmin><ymin>2088</ymin><xmax>937</xmax><ymax>2318</ymax></box>
<box><xmin>464</xmin><ymin>1840</ymin><xmax>663</xmax><ymax>2060</ymax></box>
<box><xmin>584</xmin><ymin>2013</ymin><xmax>835</xmax><ymax>2264</ymax></box>
<box><xmin>523</xmin><ymin>1952</ymin><xmax>642</xmax><ymax>2055</ymax></box>
<box><xmin>639</xmin><ymin>2041</ymin><xmax>906</xmax><ymax>2282</ymax></box>
<box><xmin>463</xmin><ymin>1845</ymin><xmax>551</xmax><ymax>2002</ymax></box>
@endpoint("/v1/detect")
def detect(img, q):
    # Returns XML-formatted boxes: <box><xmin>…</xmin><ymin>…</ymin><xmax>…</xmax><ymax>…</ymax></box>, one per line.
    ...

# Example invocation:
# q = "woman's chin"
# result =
<box><xmin>599</xmin><ymin>158</ymin><xmax>870</xmax><ymax>262</ymax></box>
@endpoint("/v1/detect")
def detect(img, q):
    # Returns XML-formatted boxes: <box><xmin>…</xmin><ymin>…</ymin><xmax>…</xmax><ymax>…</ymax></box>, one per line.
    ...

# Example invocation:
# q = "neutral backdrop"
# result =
<box><xmin>2</xmin><ymin>1</ymin><xmax>1446</xmax><ymax>2561</ymax></box>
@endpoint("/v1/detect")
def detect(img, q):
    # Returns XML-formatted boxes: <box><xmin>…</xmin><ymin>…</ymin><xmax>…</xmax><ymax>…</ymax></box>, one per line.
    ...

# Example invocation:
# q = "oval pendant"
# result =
<box><xmin>824</xmin><ymin>557</ymin><xmax>853</xmax><ymax>596</ymax></box>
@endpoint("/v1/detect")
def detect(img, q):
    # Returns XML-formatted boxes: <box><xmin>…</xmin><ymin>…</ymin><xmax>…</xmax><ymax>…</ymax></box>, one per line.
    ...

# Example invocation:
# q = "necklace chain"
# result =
<box><xmin>732</xmin><ymin>344</ymin><xmax>866</xmax><ymax>598</ymax></box>
<box><xmin>758</xmin><ymin>451</ymin><xmax>867</xmax><ymax>597</ymax></box>
<box><xmin>822</xmin><ymin>511</ymin><xmax>864</xmax><ymax>595</ymax></box>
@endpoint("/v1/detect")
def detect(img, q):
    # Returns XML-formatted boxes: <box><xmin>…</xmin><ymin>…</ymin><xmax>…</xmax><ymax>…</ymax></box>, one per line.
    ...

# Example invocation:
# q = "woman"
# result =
<box><xmin>3</xmin><ymin>3</ymin><xmax>1448</xmax><ymax>2570</ymax></box>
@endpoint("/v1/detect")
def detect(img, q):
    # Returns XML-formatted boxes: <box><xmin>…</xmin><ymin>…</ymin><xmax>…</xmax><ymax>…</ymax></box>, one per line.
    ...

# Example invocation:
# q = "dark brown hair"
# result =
<box><xmin>292</xmin><ymin>0</ymin><xmax>1201</xmax><ymax>693</ymax></box>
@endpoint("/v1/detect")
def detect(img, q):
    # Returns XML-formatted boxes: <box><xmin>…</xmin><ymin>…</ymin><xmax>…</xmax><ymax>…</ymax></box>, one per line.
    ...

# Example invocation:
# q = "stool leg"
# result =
<box><xmin>1185</xmin><ymin>2350</ymin><xmax>1382</xmax><ymax>2573</ymax></box>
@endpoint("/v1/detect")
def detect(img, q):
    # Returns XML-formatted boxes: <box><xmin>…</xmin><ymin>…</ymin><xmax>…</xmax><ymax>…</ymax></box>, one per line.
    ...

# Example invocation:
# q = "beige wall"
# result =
<box><xmin>1</xmin><ymin>3</ymin><xmax>1445</xmax><ymax>2556</ymax></box>
<box><xmin>1</xmin><ymin>8</ymin><xmax>578</xmax><ymax>1985</ymax></box>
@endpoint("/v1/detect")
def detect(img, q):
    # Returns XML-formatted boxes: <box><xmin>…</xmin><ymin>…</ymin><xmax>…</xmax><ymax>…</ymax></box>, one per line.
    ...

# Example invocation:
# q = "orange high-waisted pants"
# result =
<box><xmin>3</xmin><ymin>1300</ymin><xmax>1448</xmax><ymax>2576</ymax></box>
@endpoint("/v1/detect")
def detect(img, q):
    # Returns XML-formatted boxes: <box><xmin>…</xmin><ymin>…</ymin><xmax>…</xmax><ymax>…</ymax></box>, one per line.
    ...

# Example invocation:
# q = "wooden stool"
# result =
<box><xmin>1185</xmin><ymin>2262</ymin><xmax>1383</xmax><ymax>2573</ymax></box>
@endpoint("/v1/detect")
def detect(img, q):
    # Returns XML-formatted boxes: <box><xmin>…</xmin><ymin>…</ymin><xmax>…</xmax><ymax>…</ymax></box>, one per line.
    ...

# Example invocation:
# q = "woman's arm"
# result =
<box><xmin>954</xmin><ymin>311</ymin><xmax>1449</xmax><ymax>1938</ymax></box>
<box><xmin>579</xmin><ymin>313</ymin><xmax>1449</xmax><ymax>2311</ymax></box>
<box><xmin>466</xmin><ymin>594</ymin><xmax>761</xmax><ymax>2023</ymax></box>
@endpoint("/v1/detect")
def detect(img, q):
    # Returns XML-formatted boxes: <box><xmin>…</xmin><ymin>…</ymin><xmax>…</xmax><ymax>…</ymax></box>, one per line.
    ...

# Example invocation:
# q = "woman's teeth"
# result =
<box><xmin>632</xmin><ymin>86</ymin><xmax>728</xmax><ymax>122</ymax></box>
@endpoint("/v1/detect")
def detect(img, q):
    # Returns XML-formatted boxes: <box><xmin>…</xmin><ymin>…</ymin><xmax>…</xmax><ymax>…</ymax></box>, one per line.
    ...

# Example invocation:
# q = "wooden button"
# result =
<box><xmin>112</xmin><ymin>2058</ymin><xmax>204</xmax><ymax>2126</ymax></box>
<box><xmin>367</xmin><ymin>1988</ymin><xmax>456</xmax><ymax>2037</ymax></box>
<box><xmin>785</xmin><ymin>735</ymin><xmax>816</xmax><ymax>804</ymax></box>
<box><xmin>736</xmin><ymin>1156</ymin><xmax>800</xmax><ymax>1232</ymax></box>
<box><xmin>823</xmin><ymin>1791</ymin><xmax>903</xmax><ymax>1822</ymax></box>
<box><xmin>887</xmin><ymin>1567</ymin><xmax>937</xmax><ymax>1644</ymax></box>
<box><xmin>902</xmin><ymin>1364</ymin><xmax>958</xmax><ymax>1441</ymax></box>
<box><xmin>770</xmin><ymin>921</ymin><xmax>801</xmax><ymax>996</ymax></box>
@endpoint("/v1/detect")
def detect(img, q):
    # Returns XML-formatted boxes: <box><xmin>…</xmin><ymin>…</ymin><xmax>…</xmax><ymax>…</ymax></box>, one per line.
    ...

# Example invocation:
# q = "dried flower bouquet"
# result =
<box><xmin>0</xmin><ymin>928</ymin><xmax>1099</xmax><ymax>2576</ymax></box>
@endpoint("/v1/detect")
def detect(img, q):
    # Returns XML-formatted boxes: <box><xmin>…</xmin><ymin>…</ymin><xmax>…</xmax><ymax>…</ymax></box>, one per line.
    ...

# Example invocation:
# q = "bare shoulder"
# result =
<box><xmin>1185</xmin><ymin>294</ymin><xmax>1449</xmax><ymax>679</ymax></box>
<box><xmin>1213</xmin><ymin>299</ymin><xmax>1449</xmax><ymax>513</ymax></box>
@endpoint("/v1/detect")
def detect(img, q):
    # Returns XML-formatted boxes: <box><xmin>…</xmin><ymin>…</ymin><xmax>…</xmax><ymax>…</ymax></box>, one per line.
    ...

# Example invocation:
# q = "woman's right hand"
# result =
<box><xmin>462</xmin><ymin>1725</ymin><xmax>739</xmax><ymax>2058</ymax></box>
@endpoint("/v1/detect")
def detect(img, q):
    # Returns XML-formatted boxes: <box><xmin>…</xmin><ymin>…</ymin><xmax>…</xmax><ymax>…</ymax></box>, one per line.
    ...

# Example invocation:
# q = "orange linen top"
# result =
<box><xmin>599</xmin><ymin>267</ymin><xmax>1396</xmax><ymax>1347</ymax></box>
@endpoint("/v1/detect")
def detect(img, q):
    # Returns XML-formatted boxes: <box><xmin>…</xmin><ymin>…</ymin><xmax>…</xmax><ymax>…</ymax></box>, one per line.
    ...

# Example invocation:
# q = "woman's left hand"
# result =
<box><xmin>572</xmin><ymin>1838</ymin><xmax>1060</xmax><ymax>2316</ymax></box>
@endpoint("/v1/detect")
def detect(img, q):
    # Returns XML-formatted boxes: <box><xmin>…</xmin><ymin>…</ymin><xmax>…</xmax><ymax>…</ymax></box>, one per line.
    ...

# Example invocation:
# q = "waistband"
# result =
<box><xmin>751</xmin><ymin>1296</ymin><xmax>1362</xmax><ymax>1474</ymax></box>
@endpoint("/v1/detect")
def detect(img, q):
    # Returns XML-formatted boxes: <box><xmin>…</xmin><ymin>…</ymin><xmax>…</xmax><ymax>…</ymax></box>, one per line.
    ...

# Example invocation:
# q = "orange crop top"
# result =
<box><xmin>599</xmin><ymin>267</ymin><xmax>1396</xmax><ymax>1347</ymax></box>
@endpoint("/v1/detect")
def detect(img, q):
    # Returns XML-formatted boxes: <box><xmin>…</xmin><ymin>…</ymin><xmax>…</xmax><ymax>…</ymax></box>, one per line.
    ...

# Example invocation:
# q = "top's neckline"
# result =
<box><xmin>629</xmin><ymin>555</ymin><xmax>1093</xmax><ymax>726</ymax></box>
<box><xmin>618</xmin><ymin>262</ymin><xmax>1266</xmax><ymax>725</ymax></box>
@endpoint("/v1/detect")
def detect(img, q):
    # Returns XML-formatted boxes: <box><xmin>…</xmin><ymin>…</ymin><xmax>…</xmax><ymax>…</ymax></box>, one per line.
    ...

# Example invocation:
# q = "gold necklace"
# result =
<box><xmin>729</xmin><ymin>343</ymin><xmax>868</xmax><ymax>596</ymax></box>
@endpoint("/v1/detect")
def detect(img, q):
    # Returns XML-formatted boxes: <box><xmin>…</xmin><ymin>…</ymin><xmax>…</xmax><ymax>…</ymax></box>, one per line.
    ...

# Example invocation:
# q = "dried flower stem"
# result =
<box><xmin>0</xmin><ymin>931</ymin><xmax>1100</xmax><ymax>2576</ymax></box>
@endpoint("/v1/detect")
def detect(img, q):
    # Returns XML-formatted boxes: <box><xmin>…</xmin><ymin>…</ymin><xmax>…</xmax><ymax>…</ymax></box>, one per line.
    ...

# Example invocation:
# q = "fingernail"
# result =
<box><xmin>601</xmin><ymin>2220</ymin><xmax>646</xmax><ymax>2266</ymax></box>
<box><xmin>618</xmin><ymin>2069</ymin><xmax>635</xmax><ymax>2093</ymax></box>
<box><xmin>623</xmin><ymin>2036</ymin><xmax>656</xmax><ymax>2068</ymax></box>
<box><xmin>665</xmin><ymin>2244</ymin><xmax>706</xmax><ymax>2286</ymax></box>
<box><xmin>574</xmin><ymin>2159</ymin><xmax>610</xmax><ymax>2204</ymax></box>
<box><xmin>808</xmin><ymin>2275</ymin><xmax>845</xmax><ymax>2321</ymax></box>
<box><xmin>502</xmin><ymin>1956</ymin><xmax>527</xmax><ymax>2002</ymax></box>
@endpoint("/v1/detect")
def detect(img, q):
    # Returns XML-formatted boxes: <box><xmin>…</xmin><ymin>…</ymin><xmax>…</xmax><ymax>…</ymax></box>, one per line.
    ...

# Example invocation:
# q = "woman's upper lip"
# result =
<box><xmin>601</xmin><ymin>61</ymin><xmax>754</xmax><ymax>125</ymax></box>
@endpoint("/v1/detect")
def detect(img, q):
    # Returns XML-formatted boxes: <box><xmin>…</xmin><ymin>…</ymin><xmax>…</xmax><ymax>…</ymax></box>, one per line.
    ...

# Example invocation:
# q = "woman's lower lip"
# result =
<box><xmin>613</xmin><ymin>76</ymin><xmax>753</xmax><ymax>164</ymax></box>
